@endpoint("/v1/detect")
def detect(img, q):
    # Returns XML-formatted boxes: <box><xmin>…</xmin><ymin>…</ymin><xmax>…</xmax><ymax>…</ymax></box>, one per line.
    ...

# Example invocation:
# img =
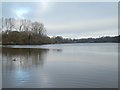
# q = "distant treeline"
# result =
<box><xmin>74</xmin><ymin>35</ymin><xmax>120</xmax><ymax>43</ymax></box>
<box><xmin>1</xmin><ymin>18</ymin><xmax>120</xmax><ymax>45</ymax></box>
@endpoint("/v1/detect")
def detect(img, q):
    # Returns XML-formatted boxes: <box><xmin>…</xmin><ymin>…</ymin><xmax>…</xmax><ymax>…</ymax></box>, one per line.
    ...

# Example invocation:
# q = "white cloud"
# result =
<box><xmin>45</xmin><ymin>17</ymin><xmax>118</xmax><ymax>36</ymax></box>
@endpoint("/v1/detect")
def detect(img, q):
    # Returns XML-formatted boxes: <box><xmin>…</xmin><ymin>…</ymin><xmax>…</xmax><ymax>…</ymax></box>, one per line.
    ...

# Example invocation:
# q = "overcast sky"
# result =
<box><xmin>2</xmin><ymin>2</ymin><xmax>118</xmax><ymax>38</ymax></box>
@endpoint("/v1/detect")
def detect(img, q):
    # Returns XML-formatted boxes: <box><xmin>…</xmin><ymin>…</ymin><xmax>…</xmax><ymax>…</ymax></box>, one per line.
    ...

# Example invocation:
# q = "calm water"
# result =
<box><xmin>2</xmin><ymin>43</ymin><xmax>118</xmax><ymax>88</ymax></box>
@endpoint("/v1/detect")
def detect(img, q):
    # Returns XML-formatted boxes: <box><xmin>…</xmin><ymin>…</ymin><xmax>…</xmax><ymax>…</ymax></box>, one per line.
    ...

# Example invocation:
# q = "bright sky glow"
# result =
<box><xmin>16</xmin><ymin>9</ymin><xmax>28</xmax><ymax>19</ymax></box>
<box><xmin>41</xmin><ymin>2</ymin><xmax>48</xmax><ymax>12</ymax></box>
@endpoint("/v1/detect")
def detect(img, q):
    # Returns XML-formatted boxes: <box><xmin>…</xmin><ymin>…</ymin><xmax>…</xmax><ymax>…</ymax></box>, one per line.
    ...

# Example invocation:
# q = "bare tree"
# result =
<box><xmin>9</xmin><ymin>18</ymin><xmax>15</xmax><ymax>31</ymax></box>
<box><xmin>31</xmin><ymin>21</ymin><xmax>46</xmax><ymax>36</ymax></box>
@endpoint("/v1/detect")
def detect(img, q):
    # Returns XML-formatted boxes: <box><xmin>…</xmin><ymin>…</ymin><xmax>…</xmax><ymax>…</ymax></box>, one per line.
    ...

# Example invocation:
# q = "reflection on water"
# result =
<box><xmin>2</xmin><ymin>43</ymin><xmax>118</xmax><ymax>88</ymax></box>
<box><xmin>2</xmin><ymin>47</ymin><xmax>63</xmax><ymax>88</ymax></box>
<box><xmin>2</xmin><ymin>48</ymin><xmax>50</xmax><ymax>87</ymax></box>
<box><xmin>2</xmin><ymin>48</ymin><xmax>49</xmax><ymax>70</ymax></box>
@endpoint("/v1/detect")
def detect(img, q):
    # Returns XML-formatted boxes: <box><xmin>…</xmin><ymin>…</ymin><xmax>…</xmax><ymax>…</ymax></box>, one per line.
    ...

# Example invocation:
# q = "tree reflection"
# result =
<box><xmin>2</xmin><ymin>47</ymin><xmax>49</xmax><ymax>71</ymax></box>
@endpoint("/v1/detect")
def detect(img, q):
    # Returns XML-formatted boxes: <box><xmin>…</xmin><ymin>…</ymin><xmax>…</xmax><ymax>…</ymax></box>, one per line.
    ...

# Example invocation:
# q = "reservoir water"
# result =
<box><xmin>2</xmin><ymin>43</ymin><xmax>118</xmax><ymax>88</ymax></box>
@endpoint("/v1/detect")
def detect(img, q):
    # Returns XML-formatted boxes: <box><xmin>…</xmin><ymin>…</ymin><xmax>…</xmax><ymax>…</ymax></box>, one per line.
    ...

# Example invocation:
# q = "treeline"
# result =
<box><xmin>72</xmin><ymin>36</ymin><xmax>120</xmax><ymax>43</ymax></box>
<box><xmin>2</xmin><ymin>31</ymin><xmax>120</xmax><ymax>45</ymax></box>
<box><xmin>1</xmin><ymin>18</ymin><xmax>120</xmax><ymax>45</ymax></box>
<box><xmin>1</xmin><ymin>18</ymin><xmax>49</xmax><ymax>45</ymax></box>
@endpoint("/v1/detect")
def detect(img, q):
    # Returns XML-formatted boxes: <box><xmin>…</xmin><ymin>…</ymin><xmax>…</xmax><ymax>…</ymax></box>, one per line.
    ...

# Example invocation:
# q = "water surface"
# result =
<box><xmin>2</xmin><ymin>43</ymin><xmax>118</xmax><ymax>88</ymax></box>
